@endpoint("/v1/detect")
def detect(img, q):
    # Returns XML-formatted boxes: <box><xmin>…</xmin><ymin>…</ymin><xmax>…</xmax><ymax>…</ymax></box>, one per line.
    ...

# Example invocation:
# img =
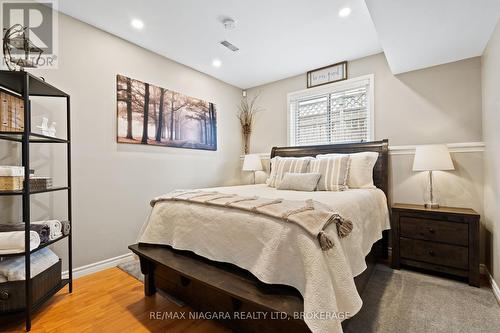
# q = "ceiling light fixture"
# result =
<box><xmin>212</xmin><ymin>59</ymin><xmax>222</xmax><ymax>68</ymax></box>
<box><xmin>338</xmin><ymin>7</ymin><xmax>352</xmax><ymax>18</ymax></box>
<box><xmin>131</xmin><ymin>19</ymin><xmax>144</xmax><ymax>29</ymax></box>
<box><xmin>222</xmin><ymin>18</ymin><xmax>236</xmax><ymax>30</ymax></box>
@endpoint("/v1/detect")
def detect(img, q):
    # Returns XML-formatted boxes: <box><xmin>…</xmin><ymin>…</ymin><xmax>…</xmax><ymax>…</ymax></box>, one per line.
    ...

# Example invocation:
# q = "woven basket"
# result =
<box><xmin>0</xmin><ymin>92</ymin><xmax>24</xmax><ymax>132</ymax></box>
<box><xmin>0</xmin><ymin>176</ymin><xmax>23</xmax><ymax>191</ymax></box>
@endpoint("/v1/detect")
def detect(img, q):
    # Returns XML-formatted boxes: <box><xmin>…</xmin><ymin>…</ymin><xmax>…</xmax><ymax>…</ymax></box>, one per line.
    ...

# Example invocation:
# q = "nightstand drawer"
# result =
<box><xmin>400</xmin><ymin>238</ymin><xmax>468</xmax><ymax>269</ymax></box>
<box><xmin>400</xmin><ymin>217</ymin><xmax>468</xmax><ymax>246</ymax></box>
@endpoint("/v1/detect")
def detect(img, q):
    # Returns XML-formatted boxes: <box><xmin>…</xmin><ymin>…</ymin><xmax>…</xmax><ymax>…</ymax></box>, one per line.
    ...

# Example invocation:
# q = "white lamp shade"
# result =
<box><xmin>242</xmin><ymin>154</ymin><xmax>263</xmax><ymax>171</ymax></box>
<box><xmin>413</xmin><ymin>145</ymin><xmax>455</xmax><ymax>171</ymax></box>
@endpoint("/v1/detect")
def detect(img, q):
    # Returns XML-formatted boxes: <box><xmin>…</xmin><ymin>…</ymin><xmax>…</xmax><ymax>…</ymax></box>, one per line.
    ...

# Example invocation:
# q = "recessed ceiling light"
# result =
<box><xmin>212</xmin><ymin>59</ymin><xmax>222</xmax><ymax>68</ymax></box>
<box><xmin>338</xmin><ymin>7</ymin><xmax>352</xmax><ymax>18</ymax></box>
<box><xmin>131</xmin><ymin>19</ymin><xmax>144</xmax><ymax>29</ymax></box>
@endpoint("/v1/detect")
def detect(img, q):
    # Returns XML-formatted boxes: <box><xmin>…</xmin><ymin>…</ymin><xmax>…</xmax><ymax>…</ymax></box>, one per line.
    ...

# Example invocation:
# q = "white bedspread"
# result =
<box><xmin>139</xmin><ymin>184</ymin><xmax>390</xmax><ymax>333</ymax></box>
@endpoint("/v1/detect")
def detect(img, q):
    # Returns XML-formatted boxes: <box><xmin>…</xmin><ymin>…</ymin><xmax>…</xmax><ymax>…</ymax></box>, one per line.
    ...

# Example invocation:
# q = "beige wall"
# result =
<box><xmin>246</xmin><ymin>53</ymin><xmax>486</xmax><ymax>262</ymax></box>
<box><xmin>247</xmin><ymin>53</ymin><xmax>482</xmax><ymax>153</ymax></box>
<box><xmin>0</xmin><ymin>14</ymin><xmax>242</xmax><ymax>269</ymax></box>
<box><xmin>482</xmin><ymin>20</ymin><xmax>500</xmax><ymax>284</ymax></box>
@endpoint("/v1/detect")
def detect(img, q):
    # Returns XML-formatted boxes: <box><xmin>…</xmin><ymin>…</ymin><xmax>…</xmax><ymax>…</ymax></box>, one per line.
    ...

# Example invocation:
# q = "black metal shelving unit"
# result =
<box><xmin>0</xmin><ymin>70</ymin><xmax>71</xmax><ymax>331</ymax></box>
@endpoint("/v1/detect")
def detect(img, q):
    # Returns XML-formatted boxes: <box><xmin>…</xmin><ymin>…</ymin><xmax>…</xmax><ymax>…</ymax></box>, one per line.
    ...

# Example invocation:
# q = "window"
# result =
<box><xmin>288</xmin><ymin>75</ymin><xmax>374</xmax><ymax>146</ymax></box>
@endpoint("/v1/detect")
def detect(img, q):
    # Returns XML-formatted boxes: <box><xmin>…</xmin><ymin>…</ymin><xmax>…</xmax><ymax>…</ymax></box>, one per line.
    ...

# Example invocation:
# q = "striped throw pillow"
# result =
<box><xmin>309</xmin><ymin>156</ymin><xmax>350</xmax><ymax>191</ymax></box>
<box><xmin>267</xmin><ymin>157</ymin><xmax>313</xmax><ymax>188</ymax></box>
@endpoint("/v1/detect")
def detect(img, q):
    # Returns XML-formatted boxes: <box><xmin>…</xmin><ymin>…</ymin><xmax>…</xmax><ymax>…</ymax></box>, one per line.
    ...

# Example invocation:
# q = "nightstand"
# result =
<box><xmin>391</xmin><ymin>203</ymin><xmax>480</xmax><ymax>287</ymax></box>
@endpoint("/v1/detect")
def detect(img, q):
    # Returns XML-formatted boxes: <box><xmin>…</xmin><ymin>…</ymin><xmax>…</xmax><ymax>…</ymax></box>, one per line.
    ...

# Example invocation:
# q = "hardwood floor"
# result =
<box><xmin>2</xmin><ymin>268</ymin><xmax>232</xmax><ymax>333</ymax></box>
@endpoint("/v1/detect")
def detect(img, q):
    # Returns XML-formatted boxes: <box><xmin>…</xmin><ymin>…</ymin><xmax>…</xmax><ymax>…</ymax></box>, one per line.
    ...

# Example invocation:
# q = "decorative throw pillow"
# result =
<box><xmin>308</xmin><ymin>156</ymin><xmax>350</xmax><ymax>191</ymax></box>
<box><xmin>276</xmin><ymin>172</ymin><xmax>321</xmax><ymax>191</ymax></box>
<box><xmin>266</xmin><ymin>156</ymin><xmax>313</xmax><ymax>188</ymax></box>
<box><xmin>316</xmin><ymin>152</ymin><xmax>379</xmax><ymax>189</ymax></box>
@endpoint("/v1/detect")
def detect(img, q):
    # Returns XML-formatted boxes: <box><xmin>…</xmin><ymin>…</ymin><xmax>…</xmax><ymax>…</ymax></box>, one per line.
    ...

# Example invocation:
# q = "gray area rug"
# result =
<box><xmin>118</xmin><ymin>260</ymin><xmax>500</xmax><ymax>332</ymax></box>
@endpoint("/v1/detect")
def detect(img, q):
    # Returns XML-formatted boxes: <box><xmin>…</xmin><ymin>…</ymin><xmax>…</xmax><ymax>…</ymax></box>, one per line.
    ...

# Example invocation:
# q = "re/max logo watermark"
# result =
<box><xmin>0</xmin><ymin>0</ymin><xmax>58</xmax><ymax>69</ymax></box>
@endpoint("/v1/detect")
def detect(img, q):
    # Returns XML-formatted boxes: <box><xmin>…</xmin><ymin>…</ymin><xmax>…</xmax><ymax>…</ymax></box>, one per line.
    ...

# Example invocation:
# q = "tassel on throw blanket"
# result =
<box><xmin>0</xmin><ymin>231</ymin><xmax>40</xmax><ymax>254</ymax></box>
<box><xmin>151</xmin><ymin>191</ymin><xmax>353</xmax><ymax>251</ymax></box>
<box><xmin>31</xmin><ymin>220</ymin><xmax>62</xmax><ymax>240</ymax></box>
<box><xmin>0</xmin><ymin>223</ymin><xmax>50</xmax><ymax>244</ymax></box>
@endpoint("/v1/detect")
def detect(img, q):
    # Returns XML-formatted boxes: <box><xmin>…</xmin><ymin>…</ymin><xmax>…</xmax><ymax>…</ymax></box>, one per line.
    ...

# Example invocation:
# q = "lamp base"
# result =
<box><xmin>424</xmin><ymin>202</ymin><xmax>440</xmax><ymax>209</ymax></box>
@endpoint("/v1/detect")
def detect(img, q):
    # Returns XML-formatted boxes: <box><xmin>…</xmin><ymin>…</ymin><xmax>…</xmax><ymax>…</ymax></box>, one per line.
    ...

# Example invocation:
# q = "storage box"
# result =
<box><xmin>0</xmin><ymin>259</ymin><xmax>62</xmax><ymax>313</ymax></box>
<box><xmin>0</xmin><ymin>92</ymin><xmax>24</xmax><ymax>132</ymax></box>
<box><xmin>29</xmin><ymin>177</ymin><xmax>53</xmax><ymax>192</ymax></box>
<box><xmin>0</xmin><ymin>166</ymin><xmax>24</xmax><ymax>191</ymax></box>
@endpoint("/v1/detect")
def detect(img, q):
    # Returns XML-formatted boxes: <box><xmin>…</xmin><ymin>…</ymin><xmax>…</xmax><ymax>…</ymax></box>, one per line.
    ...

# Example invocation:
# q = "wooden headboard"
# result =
<box><xmin>270</xmin><ymin>139</ymin><xmax>389</xmax><ymax>199</ymax></box>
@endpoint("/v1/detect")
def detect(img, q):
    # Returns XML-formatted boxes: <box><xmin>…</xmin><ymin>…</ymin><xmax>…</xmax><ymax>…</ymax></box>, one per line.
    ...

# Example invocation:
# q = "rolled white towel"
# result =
<box><xmin>0</xmin><ymin>231</ymin><xmax>41</xmax><ymax>254</ymax></box>
<box><xmin>0</xmin><ymin>248</ymin><xmax>59</xmax><ymax>281</ymax></box>
<box><xmin>32</xmin><ymin>220</ymin><xmax>62</xmax><ymax>240</ymax></box>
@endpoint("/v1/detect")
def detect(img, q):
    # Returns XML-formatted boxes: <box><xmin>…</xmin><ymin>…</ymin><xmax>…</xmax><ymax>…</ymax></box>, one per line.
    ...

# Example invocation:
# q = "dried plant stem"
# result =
<box><xmin>237</xmin><ymin>94</ymin><xmax>262</xmax><ymax>154</ymax></box>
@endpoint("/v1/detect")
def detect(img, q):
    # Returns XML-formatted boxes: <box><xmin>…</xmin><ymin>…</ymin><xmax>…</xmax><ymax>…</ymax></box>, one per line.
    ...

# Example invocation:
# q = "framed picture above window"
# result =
<box><xmin>306</xmin><ymin>61</ymin><xmax>347</xmax><ymax>88</ymax></box>
<box><xmin>288</xmin><ymin>74</ymin><xmax>374</xmax><ymax>146</ymax></box>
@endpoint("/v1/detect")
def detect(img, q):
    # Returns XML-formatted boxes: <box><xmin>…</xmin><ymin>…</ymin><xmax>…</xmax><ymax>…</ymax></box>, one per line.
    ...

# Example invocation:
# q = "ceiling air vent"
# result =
<box><xmin>220</xmin><ymin>40</ymin><xmax>239</xmax><ymax>52</ymax></box>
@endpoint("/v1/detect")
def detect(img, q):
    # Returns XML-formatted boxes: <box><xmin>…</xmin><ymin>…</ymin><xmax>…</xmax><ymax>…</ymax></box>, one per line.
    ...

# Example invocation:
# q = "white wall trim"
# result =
<box><xmin>389</xmin><ymin>142</ymin><xmax>485</xmax><ymax>155</ymax></box>
<box><xmin>481</xmin><ymin>264</ymin><xmax>500</xmax><ymax>305</ymax></box>
<box><xmin>240</xmin><ymin>142</ymin><xmax>485</xmax><ymax>160</ymax></box>
<box><xmin>62</xmin><ymin>253</ymin><xmax>134</xmax><ymax>279</ymax></box>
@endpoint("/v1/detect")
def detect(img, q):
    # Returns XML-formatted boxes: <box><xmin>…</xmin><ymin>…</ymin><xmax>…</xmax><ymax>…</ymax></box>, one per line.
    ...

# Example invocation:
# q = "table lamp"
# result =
<box><xmin>242</xmin><ymin>154</ymin><xmax>263</xmax><ymax>184</ymax></box>
<box><xmin>413</xmin><ymin>145</ymin><xmax>454</xmax><ymax>208</ymax></box>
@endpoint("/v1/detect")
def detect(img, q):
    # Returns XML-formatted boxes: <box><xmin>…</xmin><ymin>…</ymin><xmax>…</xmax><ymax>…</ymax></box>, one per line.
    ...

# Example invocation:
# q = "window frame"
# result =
<box><xmin>287</xmin><ymin>74</ymin><xmax>375</xmax><ymax>146</ymax></box>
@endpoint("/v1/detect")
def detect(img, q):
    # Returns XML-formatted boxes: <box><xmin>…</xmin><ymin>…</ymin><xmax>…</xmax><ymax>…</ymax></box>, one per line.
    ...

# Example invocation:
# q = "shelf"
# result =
<box><xmin>0</xmin><ymin>234</ymin><xmax>69</xmax><ymax>258</ymax></box>
<box><xmin>0</xmin><ymin>186</ymin><xmax>70</xmax><ymax>196</ymax></box>
<box><xmin>0</xmin><ymin>70</ymin><xmax>71</xmax><ymax>331</ymax></box>
<box><xmin>0</xmin><ymin>70</ymin><xmax>69</xmax><ymax>97</ymax></box>
<box><xmin>0</xmin><ymin>131</ymin><xmax>68</xmax><ymax>143</ymax></box>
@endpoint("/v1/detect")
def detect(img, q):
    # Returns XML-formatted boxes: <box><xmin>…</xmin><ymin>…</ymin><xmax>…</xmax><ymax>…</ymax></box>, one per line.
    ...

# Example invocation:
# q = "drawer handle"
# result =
<box><xmin>428</xmin><ymin>228</ymin><xmax>435</xmax><ymax>234</ymax></box>
<box><xmin>428</xmin><ymin>250</ymin><xmax>435</xmax><ymax>256</ymax></box>
<box><xmin>0</xmin><ymin>290</ymin><xmax>9</xmax><ymax>300</ymax></box>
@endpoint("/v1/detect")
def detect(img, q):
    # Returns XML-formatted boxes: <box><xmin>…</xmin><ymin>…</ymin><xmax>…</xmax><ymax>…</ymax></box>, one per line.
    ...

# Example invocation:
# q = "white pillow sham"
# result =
<box><xmin>316</xmin><ymin>151</ymin><xmax>379</xmax><ymax>189</ymax></box>
<box><xmin>266</xmin><ymin>156</ymin><xmax>313</xmax><ymax>188</ymax></box>
<box><xmin>308</xmin><ymin>155</ymin><xmax>350</xmax><ymax>191</ymax></box>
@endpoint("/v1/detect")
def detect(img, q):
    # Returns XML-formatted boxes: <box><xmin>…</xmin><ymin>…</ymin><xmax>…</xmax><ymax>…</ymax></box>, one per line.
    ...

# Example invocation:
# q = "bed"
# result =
<box><xmin>129</xmin><ymin>139</ymin><xmax>390</xmax><ymax>333</ymax></box>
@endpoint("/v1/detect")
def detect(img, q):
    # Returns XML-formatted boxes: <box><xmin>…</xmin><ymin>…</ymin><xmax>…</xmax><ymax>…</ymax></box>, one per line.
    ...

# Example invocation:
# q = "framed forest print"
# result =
<box><xmin>116</xmin><ymin>75</ymin><xmax>217</xmax><ymax>151</ymax></box>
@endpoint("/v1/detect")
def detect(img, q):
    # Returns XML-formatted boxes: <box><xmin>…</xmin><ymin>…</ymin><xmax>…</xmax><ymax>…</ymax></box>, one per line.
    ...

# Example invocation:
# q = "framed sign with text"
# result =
<box><xmin>306</xmin><ymin>61</ymin><xmax>347</xmax><ymax>88</ymax></box>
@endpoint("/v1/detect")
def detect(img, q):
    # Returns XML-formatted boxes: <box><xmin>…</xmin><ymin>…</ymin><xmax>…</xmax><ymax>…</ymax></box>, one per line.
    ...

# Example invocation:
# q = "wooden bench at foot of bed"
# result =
<box><xmin>129</xmin><ymin>242</ymin><xmax>380</xmax><ymax>333</ymax></box>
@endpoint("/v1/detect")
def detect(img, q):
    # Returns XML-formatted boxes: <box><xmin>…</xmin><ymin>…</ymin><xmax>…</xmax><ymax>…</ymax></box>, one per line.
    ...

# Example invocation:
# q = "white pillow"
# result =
<box><xmin>316</xmin><ymin>152</ymin><xmax>379</xmax><ymax>189</ymax></box>
<box><xmin>266</xmin><ymin>156</ymin><xmax>313</xmax><ymax>188</ymax></box>
<box><xmin>309</xmin><ymin>156</ymin><xmax>350</xmax><ymax>191</ymax></box>
<box><xmin>276</xmin><ymin>173</ymin><xmax>321</xmax><ymax>191</ymax></box>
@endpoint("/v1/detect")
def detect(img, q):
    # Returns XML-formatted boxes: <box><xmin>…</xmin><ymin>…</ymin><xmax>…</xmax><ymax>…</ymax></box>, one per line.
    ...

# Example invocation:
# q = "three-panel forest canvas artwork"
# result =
<box><xmin>116</xmin><ymin>75</ymin><xmax>217</xmax><ymax>150</ymax></box>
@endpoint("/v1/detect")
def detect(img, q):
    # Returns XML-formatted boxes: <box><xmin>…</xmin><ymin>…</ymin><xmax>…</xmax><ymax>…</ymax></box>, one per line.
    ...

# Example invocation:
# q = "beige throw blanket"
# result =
<box><xmin>150</xmin><ymin>190</ymin><xmax>353</xmax><ymax>250</ymax></box>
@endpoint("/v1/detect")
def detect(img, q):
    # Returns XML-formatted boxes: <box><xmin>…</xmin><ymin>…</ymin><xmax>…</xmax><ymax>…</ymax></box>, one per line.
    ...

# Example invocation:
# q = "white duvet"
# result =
<box><xmin>139</xmin><ymin>184</ymin><xmax>390</xmax><ymax>333</ymax></box>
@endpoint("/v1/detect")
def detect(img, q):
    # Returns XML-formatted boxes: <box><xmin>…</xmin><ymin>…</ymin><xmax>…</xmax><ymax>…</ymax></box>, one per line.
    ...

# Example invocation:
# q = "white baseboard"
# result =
<box><xmin>62</xmin><ymin>253</ymin><xmax>134</xmax><ymax>279</ymax></box>
<box><xmin>481</xmin><ymin>264</ymin><xmax>500</xmax><ymax>305</ymax></box>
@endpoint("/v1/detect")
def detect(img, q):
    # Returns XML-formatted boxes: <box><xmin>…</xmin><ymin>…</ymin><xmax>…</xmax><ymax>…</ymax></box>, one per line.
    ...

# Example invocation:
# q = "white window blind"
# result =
<box><xmin>288</xmin><ymin>76</ymin><xmax>373</xmax><ymax>146</ymax></box>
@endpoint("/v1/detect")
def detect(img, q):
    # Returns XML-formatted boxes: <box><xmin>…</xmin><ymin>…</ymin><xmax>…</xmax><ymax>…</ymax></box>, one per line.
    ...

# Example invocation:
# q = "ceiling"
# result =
<box><xmin>365</xmin><ymin>0</ymin><xmax>500</xmax><ymax>74</ymax></box>
<box><xmin>56</xmin><ymin>0</ymin><xmax>382</xmax><ymax>88</ymax></box>
<box><xmin>56</xmin><ymin>0</ymin><xmax>499</xmax><ymax>88</ymax></box>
